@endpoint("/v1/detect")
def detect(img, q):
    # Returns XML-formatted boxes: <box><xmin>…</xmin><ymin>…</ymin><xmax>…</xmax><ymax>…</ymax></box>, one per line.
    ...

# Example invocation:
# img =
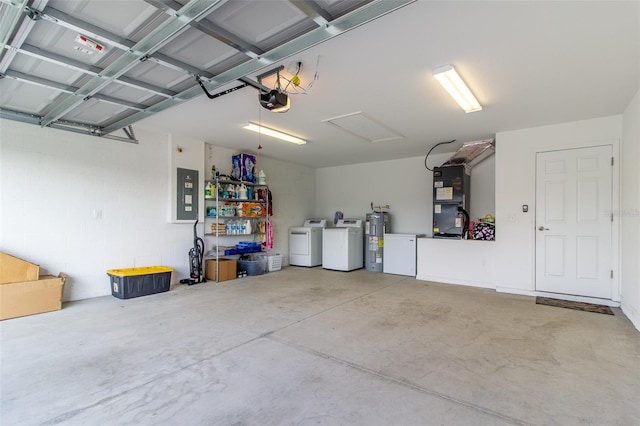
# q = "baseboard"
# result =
<box><xmin>496</xmin><ymin>287</ymin><xmax>535</xmax><ymax>297</ymax></box>
<box><xmin>496</xmin><ymin>287</ymin><xmax>621</xmax><ymax>307</ymax></box>
<box><xmin>415</xmin><ymin>275</ymin><xmax>494</xmax><ymax>289</ymax></box>
<box><xmin>621</xmin><ymin>302</ymin><xmax>640</xmax><ymax>332</ymax></box>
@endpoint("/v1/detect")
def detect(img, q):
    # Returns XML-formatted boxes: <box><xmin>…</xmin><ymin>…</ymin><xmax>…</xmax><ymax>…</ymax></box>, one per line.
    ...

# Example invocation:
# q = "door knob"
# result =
<box><xmin>538</xmin><ymin>226</ymin><xmax>549</xmax><ymax>231</ymax></box>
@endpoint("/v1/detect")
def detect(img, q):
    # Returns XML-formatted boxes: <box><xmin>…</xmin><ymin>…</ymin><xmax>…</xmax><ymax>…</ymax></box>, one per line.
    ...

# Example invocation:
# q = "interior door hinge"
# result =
<box><xmin>611</xmin><ymin>270</ymin><xmax>614</xmax><ymax>279</ymax></box>
<box><xmin>611</xmin><ymin>213</ymin><xmax>614</xmax><ymax>222</ymax></box>
<box><xmin>611</xmin><ymin>157</ymin><xmax>614</xmax><ymax>166</ymax></box>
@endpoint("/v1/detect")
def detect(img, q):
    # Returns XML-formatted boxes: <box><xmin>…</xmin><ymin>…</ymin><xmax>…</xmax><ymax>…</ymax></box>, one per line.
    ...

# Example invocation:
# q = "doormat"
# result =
<box><xmin>535</xmin><ymin>297</ymin><xmax>614</xmax><ymax>315</ymax></box>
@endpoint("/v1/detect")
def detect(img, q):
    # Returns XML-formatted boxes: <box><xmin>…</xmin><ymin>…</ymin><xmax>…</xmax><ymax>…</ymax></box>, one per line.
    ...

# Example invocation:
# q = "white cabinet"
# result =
<box><xmin>383</xmin><ymin>234</ymin><xmax>419</xmax><ymax>276</ymax></box>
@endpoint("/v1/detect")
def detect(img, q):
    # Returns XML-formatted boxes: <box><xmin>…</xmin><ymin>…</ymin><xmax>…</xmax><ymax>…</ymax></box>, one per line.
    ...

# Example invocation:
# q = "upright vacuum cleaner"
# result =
<box><xmin>180</xmin><ymin>218</ymin><xmax>205</xmax><ymax>285</ymax></box>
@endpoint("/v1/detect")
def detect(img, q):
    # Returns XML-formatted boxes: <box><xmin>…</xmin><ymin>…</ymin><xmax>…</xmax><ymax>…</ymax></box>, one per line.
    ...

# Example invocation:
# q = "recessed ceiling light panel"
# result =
<box><xmin>322</xmin><ymin>112</ymin><xmax>404</xmax><ymax>143</ymax></box>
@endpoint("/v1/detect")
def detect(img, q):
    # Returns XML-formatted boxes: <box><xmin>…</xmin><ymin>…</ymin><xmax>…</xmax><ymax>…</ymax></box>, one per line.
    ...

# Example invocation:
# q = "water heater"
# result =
<box><xmin>365</xmin><ymin>212</ymin><xmax>390</xmax><ymax>272</ymax></box>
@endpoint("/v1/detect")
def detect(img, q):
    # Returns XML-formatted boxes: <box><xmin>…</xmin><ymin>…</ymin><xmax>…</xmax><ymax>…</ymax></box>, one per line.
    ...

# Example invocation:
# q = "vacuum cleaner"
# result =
<box><xmin>180</xmin><ymin>218</ymin><xmax>205</xmax><ymax>285</ymax></box>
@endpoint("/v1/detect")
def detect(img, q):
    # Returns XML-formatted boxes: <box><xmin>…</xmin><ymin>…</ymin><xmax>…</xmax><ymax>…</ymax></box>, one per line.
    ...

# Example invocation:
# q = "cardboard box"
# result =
<box><xmin>206</xmin><ymin>259</ymin><xmax>237</xmax><ymax>282</ymax></box>
<box><xmin>0</xmin><ymin>274</ymin><xmax>66</xmax><ymax>320</ymax></box>
<box><xmin>1</xmin><ymin>252</ymin><xmax>40</xmax><ymax>284</ymax></box>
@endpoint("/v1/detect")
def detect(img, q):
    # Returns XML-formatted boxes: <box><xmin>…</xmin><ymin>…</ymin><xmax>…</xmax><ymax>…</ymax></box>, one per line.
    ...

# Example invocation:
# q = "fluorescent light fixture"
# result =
<box><xmin>243</xmin><ymin>122</ymin><xmax>306</xmax><ymax>145</ymax></box>
<box><xmin>432</xmin><ymin>64</ymin><xmax>482</xmax><ymax>113</ymax></box>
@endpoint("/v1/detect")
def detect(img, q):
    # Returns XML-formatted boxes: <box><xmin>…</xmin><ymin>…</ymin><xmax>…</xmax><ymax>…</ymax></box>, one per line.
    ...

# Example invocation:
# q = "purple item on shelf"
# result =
<box><xmin>473</xmin><ymin>222</ymin><xmax>495</xmax><ymax>240</ymax></box>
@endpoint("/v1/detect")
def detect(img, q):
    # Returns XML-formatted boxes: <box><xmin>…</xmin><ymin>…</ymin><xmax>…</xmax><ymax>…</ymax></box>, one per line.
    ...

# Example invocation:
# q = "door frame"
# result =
<box><xmin>533</xmin><ymin>140</ymin><xmax>621</xmax><ymax>302</ymax></box>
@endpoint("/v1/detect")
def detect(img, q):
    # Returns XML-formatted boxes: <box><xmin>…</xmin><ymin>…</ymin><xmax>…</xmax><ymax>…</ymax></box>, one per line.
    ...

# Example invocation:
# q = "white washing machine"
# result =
<box><xmin>289</xmin><ymin>219</ymin><xmax>328</xmax><ymax>267</ymax></box>
<box><xmin>322</xmin><ymin>219</ymin><xmax>364</xmax><ymax>271</ymax></box>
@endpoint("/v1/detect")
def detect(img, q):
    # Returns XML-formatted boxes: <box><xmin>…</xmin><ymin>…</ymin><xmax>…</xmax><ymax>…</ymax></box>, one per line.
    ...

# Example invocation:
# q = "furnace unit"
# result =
<box><xmin>431</xmin><ymin>139</ymin><xmax>495</xmax><ymax>239</ymax></box>
<box><xmin>432</xmin><ymin>165</ymin><xmax>470</xmax><ymax>239</ymax></box>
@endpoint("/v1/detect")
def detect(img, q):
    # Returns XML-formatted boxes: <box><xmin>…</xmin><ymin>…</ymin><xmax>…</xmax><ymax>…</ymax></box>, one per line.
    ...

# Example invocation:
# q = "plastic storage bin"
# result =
<box><xmin>237</xmin><ymin>256</ymin><xmax>267</xmax><ymax>276</ymax></box>
<box><xmin>267</xmin><ymin>254</ymin><xmax>282</xmax><ymax>272</ymax></box>
<box><xmin>107</xmin><ymin>266</ymin><xmax>173</xmax><ymax>299</ymax></box>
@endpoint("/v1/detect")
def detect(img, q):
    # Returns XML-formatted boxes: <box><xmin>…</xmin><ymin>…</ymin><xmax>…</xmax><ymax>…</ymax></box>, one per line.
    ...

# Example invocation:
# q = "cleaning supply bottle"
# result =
<box><xmin>238</xmin><ymin>184</ymin><xmax>248</xmax><ymax>200</ymax></box>
<box><xmin>227</xmin><ymin>184</ymin><xmax>236</xmax><ymax>198</ymax></box>
<box><xmin>257</xmin><ymin>170</ymin><xmax>266</xmax><ymax>185</ymax></box>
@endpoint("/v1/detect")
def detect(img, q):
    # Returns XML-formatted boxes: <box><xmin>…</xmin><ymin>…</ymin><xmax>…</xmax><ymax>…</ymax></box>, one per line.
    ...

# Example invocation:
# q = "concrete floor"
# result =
<box><xmin>1</xmin><ymin>267</ymin><xmax>639</xmax><ymax>426</ymax></box>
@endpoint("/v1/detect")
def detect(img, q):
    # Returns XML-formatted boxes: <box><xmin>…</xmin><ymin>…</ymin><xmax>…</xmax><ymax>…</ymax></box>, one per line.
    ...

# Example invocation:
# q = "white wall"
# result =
<box><xmin>204</xmin><ymin>144</ymin><xmax>316</xmax><ymax>263</ymax></box>
<box><xmin>315</xmin><ymin>153</ymin><xmax>495</xmax><ymax>235</ymax></box>
<box><xmin>0</xmin><ymin>119</ymin><xmax>203</xmax><ymax>301</ymax></box>
<box><xmin>494</xmin><ymin>116</ymin><xmax>622</xmax><ymax>295</ymax></box>
<box><xmin>469</xmin><ymin>155</ymin><xmax>496</xmax><ymax>221</ymax></box>
<box><xmin>417</xmin><ymin>239</ymin><xmax>496</xmax><ymax>287</ymax></box>
<box><xmin>621</xmin><ymin>90</ymin><xmax>640</xmax><ymax>330</ymax></box>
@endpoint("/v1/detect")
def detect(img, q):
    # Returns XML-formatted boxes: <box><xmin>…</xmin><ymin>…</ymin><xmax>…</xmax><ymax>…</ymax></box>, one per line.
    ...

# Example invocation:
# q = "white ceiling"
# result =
<box><xmin>140</xmin><ymin>1</ymin><xmax>640</xmax><ymax>168</ymax></box>
<box><xmin>2</xmin><ymin>1</ymin><xmax>638</xmax><ymax>169</ymax></box>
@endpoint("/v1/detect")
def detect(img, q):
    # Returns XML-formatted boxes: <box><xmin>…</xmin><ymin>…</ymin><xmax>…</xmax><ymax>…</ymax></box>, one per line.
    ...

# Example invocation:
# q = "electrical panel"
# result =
<box><xmin>177</xmin><ymin>168</ymin><xmax>198</xmax><ymax>221</ymax></box>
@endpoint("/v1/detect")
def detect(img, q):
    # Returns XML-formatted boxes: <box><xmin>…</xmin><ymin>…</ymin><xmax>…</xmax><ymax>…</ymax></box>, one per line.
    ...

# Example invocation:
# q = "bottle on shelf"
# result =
<box><xmin>226</xmin><ymin>184</ymin><xmax>236</xmax><ymax>199</ymax></box>
<box><xmin>204</xmin><ymin>182</ymin><xmax>211</xmax><ymax>198</ymax></box>
<box><xmin>257</xmin><ymin>170</ymin><xmax>266</xmax><ymax>185</ymax></box>
<box><xmin>238</xmin><ymin>184</ymin><xmax>248</xmax><ymax>200</ymax></box>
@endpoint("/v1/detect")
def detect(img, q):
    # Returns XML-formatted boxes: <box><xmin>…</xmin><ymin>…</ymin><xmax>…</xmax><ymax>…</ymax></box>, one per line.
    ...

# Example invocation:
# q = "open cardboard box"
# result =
<box><xmin>205</xmin><ymin>258</ymin><xmax>237</xmax><ymax>282</ymax></box>
<box><xmin>0</xmin><ymin>252</ymin><xmax>66</xmax><ymax>320</ymax></box>
<box><xmin>1</xmin><ymin>252</ymin><xmax>40</xmax><ymax>284</ymax></box>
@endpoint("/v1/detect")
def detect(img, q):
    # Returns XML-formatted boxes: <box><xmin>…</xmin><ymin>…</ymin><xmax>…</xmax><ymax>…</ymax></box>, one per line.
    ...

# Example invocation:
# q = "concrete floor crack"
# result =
<box><xmin>265</xmin><ymin>334</ymin><xmax>533</xmax><ymax>426</ymax></box>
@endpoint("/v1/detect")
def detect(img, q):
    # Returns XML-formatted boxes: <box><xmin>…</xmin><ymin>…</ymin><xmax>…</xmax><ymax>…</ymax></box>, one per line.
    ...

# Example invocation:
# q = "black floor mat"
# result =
<box><xmin>536</xmin><ymin>297</ymin><xmax>614</xmax><ymax>315</ymax></box>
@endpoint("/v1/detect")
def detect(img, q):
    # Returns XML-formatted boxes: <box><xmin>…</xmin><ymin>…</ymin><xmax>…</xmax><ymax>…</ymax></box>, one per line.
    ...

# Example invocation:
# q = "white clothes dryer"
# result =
<box><xmin>288</xmin><ymin>219</ymin><xmax>328</xmax><ymax>267</ymax></box>
<box><xmin>322</xmin><ymin>219</ymin><xmax>364</xmax><ymax>271</ymax></box>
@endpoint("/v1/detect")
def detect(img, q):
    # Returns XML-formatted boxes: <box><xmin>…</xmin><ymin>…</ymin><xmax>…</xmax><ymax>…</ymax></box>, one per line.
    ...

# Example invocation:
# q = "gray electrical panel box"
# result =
<box><xmin>177</xmin><ymin>168</ymin><xmax>198</xmax><ymax>221</ymax></box>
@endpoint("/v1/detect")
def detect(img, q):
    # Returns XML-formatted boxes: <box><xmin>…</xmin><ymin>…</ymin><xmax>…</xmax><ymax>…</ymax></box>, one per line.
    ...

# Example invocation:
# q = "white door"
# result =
<box><xmin>535</xmin><ymin>145</ymin><xmax>613</xmax><ymax>299</ymax></box>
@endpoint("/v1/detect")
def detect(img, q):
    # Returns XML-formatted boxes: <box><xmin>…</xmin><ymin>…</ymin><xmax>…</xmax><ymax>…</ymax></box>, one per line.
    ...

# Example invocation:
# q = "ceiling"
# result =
<box><xmin>1</xmin><ymin>1</ymin><xmax>638</xmax><ymax>169</ymax></box>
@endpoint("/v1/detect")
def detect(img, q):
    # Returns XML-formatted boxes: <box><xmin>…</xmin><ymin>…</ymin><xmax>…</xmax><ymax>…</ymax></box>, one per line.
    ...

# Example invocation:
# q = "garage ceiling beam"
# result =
<box><xmin>36</xmin><ymin>5</ymin><xmax>135</xmax><ymax>52</ymax></box>
<box><xmin>36</xmin><ymin>6</ymin><xmax>217</xmax><ymax>79</ymax></box>
<box><xmin>17</xmin><ymin>43</ymin><xmax>103</xmax><ymax>75</ymax></box>
<box><xmin>2</xmin><ymin>70</ymin><xmax>150</xmax><ymax>113</ymax></box>
<box><xmin>102</xmin><ymin>0</ymin><xmax>415</xmax><ymax>135</ymax></box>
<box><xmin>3</xmin><ymin>69</ymin><xmax>78</xmax><ymax>94</ymax></box>
<box><xmin>116</xmin><ymin>76</ymin><xmax>178</xmax><ymax>99</ymax></box>
<box><xmin>288</xmin><ymin>0</ymin><xmax>333</xmax><ymax>27</ymax></box>
<box><xmin>28</xmin><ymin>5</ymin><xmax>217</xmax><ymax>88</ymax></box>
<box><xmin>40</xmin><ymin>0</ymin><xmax>228</xmax><ymax>128</ymax></box>
<box><xmin>8</xmin><ymin>43</ymin><xmax>179</xmax><ymax>99</ymax></box>
<box><xmin>144</xmin><ymin>0</ymin><xmax>264</xmax><ymax>59</ymax></box>
<box><xmin>0</xmin><ymin>0</ymin><xmax>49</xmax><ymax>73</ymax></box>
<box><xmin>0</xmin><ymin>107</ymin><xmax>138</xmax><ymax>143</ymax></box>
<box><xmin>0</xmin><ymin>0</ymin><xmax>30</xmax><ymax>47</ymax></box>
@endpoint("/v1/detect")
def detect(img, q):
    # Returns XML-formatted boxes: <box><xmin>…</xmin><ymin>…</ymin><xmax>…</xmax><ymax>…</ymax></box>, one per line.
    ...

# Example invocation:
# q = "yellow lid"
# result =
<box><xmin>106</xmin><ymin>266</ymin><xmax>173</xmax><ymax>277</ymax></box>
